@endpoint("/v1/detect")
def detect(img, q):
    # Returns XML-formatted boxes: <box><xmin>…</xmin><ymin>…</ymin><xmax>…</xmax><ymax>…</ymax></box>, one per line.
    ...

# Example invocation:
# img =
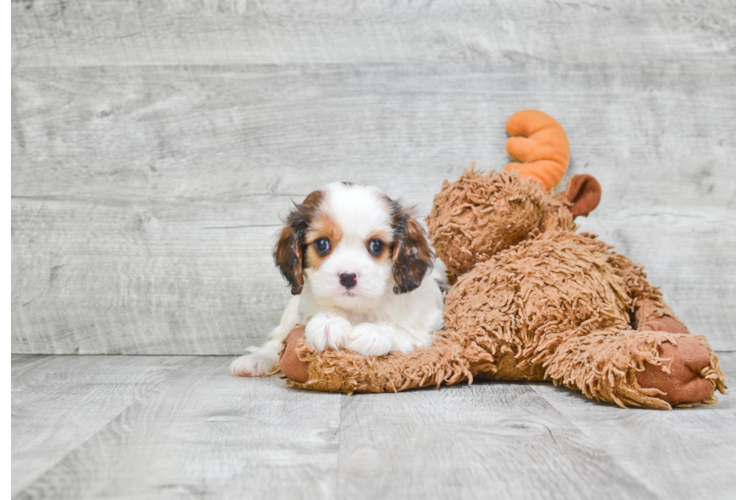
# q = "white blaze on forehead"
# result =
<box><xmin>323</xmin><ymin>182</ymin><xmax>393</xmax><ymax>242</ymax></box>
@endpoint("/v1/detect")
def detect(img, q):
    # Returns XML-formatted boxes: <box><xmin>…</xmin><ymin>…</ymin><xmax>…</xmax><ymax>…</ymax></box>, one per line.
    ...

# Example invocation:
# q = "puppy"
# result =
<box><xmin>231</xmin><ymin>182</ymin><xmax>445</xmax><ymax>377</ymax></box>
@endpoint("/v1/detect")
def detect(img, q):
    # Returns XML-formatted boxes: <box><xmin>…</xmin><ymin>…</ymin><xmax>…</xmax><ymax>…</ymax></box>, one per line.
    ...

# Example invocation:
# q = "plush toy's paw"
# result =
<box><xmin>636</xmin><ymin>338</ymin><xmax>713</xmax><ymax>405</ymax></box>
<box><xmin>231</xmin><ymin>352</ymin><xmax>277</xmax><ymax>377</ymax></box>
<box><xmin>347</xmin><ymin>323</ymin><xmax>394</xmax><ymax>357</ymax></box>
<box><xmin>278</xmin><ymin>328</ymin><xmax>309</xmax><ymax>383</ymax></box>
<box><xmin>305</xmin><ymin>313</ymin><xmax>353</xmax><ymax>352</ymax></box>
<box><xmin>639</xmin><ymin>316</ymin><xmax>689</xmax><ymax>334</ymax></box>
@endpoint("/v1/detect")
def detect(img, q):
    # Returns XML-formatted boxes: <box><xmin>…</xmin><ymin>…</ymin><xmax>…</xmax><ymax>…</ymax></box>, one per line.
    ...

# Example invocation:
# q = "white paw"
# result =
<box><xmin>304</xmin><ymin>313</ymin><xmax>353</xmax><ymax>352</ymax></box>
<box><xmin>231</xmin><ymin>352</ymin><xmax>277</xmax><ymax>377</ymax></box>
<box><xmin>347</xmin><ymin>323</ymin><xmax>393</xmax><ymax>357</ymax></box>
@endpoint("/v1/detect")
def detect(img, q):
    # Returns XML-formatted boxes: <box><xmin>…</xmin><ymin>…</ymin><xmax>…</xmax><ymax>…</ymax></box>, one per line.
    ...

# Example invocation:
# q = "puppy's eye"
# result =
<box><xmin>314</xmin><ymin>238</ymin><xmax>331</xmax><ymax>255</ymax></box>
<box><xmin>368</xmin><ymin>238</ymin><xmax>385</xmax><ymax>257</ymax></box>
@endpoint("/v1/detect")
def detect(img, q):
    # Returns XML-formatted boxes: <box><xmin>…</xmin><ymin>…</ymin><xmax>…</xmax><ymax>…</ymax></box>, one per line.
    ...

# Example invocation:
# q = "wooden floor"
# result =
<box><xmin>12</xmin><ymin>352</ymin><xmax>735</xmax><ymax>500</ymax></box>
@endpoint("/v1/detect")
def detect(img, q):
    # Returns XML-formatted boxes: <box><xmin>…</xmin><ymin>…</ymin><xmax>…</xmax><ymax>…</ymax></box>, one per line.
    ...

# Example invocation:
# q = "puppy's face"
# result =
<box><xmin>274</xmin><ymin>183</ymin><xmax>433</xmax><ymax>309</ymax></box>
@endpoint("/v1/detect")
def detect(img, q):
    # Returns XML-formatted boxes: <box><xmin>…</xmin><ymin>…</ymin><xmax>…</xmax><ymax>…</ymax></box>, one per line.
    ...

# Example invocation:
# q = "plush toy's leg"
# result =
<box><xmin>472</xmin><ymin>341</ymin><xmax>547</xmax><ymax>382</ymax></box>
<box><xmin>278</xmin><ymin>329</ymin><xmax>492</xmax><ymax>393</ymax></box>
<box><xmin>603</xmin><ymin>252</ymin><xmax>729</xmax><ymax>407</ymax></box>
<box><xmin>635</xmin><ymin>338</ymin><xmax>718</xmax><ymax>405</ymax></box>
<box><xmin>543</xmin><ymin>328</ymin><xmax>727</xmax><ymax>409</ymax></box>
<box><xmin>278</xmin><ymin>328</ymin><xmax>309</xmax><ymax>383</ymax></box>
<box><xmin>609</xmin><ymin>252</ymin><xmax>683</xmax><ymax>329</ymax></box>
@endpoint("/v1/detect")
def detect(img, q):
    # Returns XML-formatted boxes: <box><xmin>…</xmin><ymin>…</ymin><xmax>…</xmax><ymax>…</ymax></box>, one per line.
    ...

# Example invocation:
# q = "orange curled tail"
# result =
<box><xmin>503</xmin><ymin>109</ymin><xmax>570</xmax><ymax>191</ymax></box>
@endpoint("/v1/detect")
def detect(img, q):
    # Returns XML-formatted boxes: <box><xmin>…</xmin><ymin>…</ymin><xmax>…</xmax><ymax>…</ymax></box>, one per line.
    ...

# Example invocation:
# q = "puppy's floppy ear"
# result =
<box><xmin>274</xmin><ymin>190</ymin><xmax>324</xmax><ymax>295</ymax></box>
<box><xmin>274</xmin><ymin>216</ymin><xmax>305</xmax><ymax>295</ymax></box>
<box><xmin>390</xmin><ymin>204</ymin><xmax>435</xmax><ymax>294</ymax></box>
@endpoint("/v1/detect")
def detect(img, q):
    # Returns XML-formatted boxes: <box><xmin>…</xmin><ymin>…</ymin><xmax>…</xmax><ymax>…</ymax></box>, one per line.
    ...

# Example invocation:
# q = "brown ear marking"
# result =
<box><xmin>564</xmin><ymin>174</ymin><xmax>602</xmax><ymax>218</ymax></box>
<box><xmin>274</xmin><ymin>190</ymin><xmax>325</xmax><ymax>295</ymax></box>
<box><xmin>390</xmin><ymin>203</ymin><xmax>434</xmax><ymax>294</ymax></box>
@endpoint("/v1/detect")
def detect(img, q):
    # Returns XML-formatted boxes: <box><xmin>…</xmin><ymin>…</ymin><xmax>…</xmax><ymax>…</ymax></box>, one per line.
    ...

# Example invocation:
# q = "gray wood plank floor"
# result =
<box><xmin>11</xmin><ymin>352</ymin><xmax>736</xmax><ymax>500</ymax></box>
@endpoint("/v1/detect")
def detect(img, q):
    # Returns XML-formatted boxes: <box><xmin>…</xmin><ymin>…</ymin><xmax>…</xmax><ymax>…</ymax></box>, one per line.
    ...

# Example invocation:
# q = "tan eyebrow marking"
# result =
<box><xmin>304</xmin><ymin>210</ymin><xmax>343</xmax><ymax>270</ymax></box>
<box><xmin>366</xmin><ymin>229</ymin><xmax>394</xmax><ymax>263</ymax></box>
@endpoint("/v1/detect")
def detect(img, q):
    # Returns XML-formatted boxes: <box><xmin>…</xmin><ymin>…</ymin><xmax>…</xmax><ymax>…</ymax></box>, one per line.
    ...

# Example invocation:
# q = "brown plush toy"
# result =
<box><xmin>277</xmin><ymin>110</ymin><xmax>727</xmax><ymax>409</ymax></box>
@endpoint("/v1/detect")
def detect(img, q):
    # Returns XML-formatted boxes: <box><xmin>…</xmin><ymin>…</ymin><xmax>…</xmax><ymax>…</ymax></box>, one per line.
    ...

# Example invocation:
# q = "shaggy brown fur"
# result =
<box><xmin>279</xmin><ymin>168</ymin><xmax>727</xmax><ymax>409</ymax></box>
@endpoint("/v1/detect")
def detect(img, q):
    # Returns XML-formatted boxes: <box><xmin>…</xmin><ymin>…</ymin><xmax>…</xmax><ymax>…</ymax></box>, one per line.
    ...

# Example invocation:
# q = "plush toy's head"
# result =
<box><xmin>427</xmin><ymin>169</ymin><xmax>602</xmax><ymax>278</ymax></box>
<box><xmin>426</xmin><ymin>109</ymin><xmax>603</xmax><ymax>278</ymax></box>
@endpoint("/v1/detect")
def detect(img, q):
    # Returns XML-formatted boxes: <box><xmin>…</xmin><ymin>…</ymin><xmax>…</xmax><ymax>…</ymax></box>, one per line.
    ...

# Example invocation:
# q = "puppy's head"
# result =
<box><xmin>274</xmin><ymin>183</ymin><xmax>434</xmax><ymax>308</ymax></box>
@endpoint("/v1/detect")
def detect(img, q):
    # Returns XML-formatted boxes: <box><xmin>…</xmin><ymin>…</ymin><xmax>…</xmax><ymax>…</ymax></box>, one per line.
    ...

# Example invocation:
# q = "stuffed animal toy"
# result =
<box><xmin>276</xmin><ymin>110</ymin><xmax>727</xmax><ymax>409</ymax></box>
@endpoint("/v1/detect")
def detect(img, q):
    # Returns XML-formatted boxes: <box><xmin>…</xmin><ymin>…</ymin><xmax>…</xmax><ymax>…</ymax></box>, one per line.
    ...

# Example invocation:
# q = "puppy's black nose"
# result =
<box><xmin>339</xmin><ymin>272</ymin><xmax>357</xmax><ymax>289</ymax></box>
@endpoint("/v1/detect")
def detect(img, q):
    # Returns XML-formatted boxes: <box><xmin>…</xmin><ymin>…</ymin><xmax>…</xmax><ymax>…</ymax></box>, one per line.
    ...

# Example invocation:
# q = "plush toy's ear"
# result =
<box><xmin>391</xmin><ymin>206</ymin><xmax>435</xmax><ymax>294</ymax></box>
<box><xmin>564</xmin><ymin>174</ymin><xmax>602</xmax><ymax>218</ymax></box>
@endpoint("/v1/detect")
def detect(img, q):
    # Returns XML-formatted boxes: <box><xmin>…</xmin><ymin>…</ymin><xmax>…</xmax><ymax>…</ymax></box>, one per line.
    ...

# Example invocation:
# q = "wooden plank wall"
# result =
<box><xmin>11</xmin><ymin>0</ymin><xmax>735</xmax><ymax>354</ymax></box>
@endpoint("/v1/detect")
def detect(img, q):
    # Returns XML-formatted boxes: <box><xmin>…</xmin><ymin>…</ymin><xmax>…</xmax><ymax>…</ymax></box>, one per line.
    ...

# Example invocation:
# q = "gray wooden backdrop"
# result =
<box><xmin>11</xmin><ymin>0</ymin><xmax>735</xmax><ymax>354</ymax></box>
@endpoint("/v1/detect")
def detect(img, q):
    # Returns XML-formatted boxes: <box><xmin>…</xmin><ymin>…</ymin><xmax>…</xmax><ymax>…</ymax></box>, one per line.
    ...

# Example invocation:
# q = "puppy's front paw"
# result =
<box><xmin>347</xmin><ymin>323</ymin><xmax>393</xmax><ymax>357</ymax></box>
<box><xmin>231</xmin><ymin>352</ymin><xmax>276</xmax><ymax>377</ymax></box>
<box><xmin>305</xmin><ymin>313</ymin><xmax>353</xmax><ymax>352</ymax></box>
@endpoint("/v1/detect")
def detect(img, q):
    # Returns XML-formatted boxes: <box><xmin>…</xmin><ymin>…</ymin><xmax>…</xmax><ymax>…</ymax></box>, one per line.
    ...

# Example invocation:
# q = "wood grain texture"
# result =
<box><xmin>10</xmin><ymin>204</ymin><xmax>735</xmax><ymax>353</ymax></box>
<box><xmin>11</xmin><ymin>353</ymin><xmax>736</xmax><ymax>499</ymax></box>
<box><xmin>13</xmin><ymin>356</ymin><xmax>342</xmax><ymax>500</ymax></box>
<box><xmin>338</xmin><ymin>384</ymin><xmax>659</xmax><ymax>500</ymax></box>
<box><xmin>11</xmin><ymin>0</ymin><xmax>735</xmax><ymax>67</ymax></box>
<box><xmin>11</xmin><ymin>204</ymin><xmax>286</xmax><ymax>354</ymax></box>
<box><xmin>10</xmin><ymin>64</ymin><xmax>735</xmax><ymax>209</ymax></box>
<box><xmin>11</xmin><ymin>0</ymin><xmax>735</xmax><ymax>353</ymax></box>
<box><xmin>531</xmin><ymin>351</ymin><xmax>736</xmax><ymax>499</ymax></box>
<box><xmin>11</xmin><ymin>355</ymin><xmax>193</xmax><ymax>495</ymax></box>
